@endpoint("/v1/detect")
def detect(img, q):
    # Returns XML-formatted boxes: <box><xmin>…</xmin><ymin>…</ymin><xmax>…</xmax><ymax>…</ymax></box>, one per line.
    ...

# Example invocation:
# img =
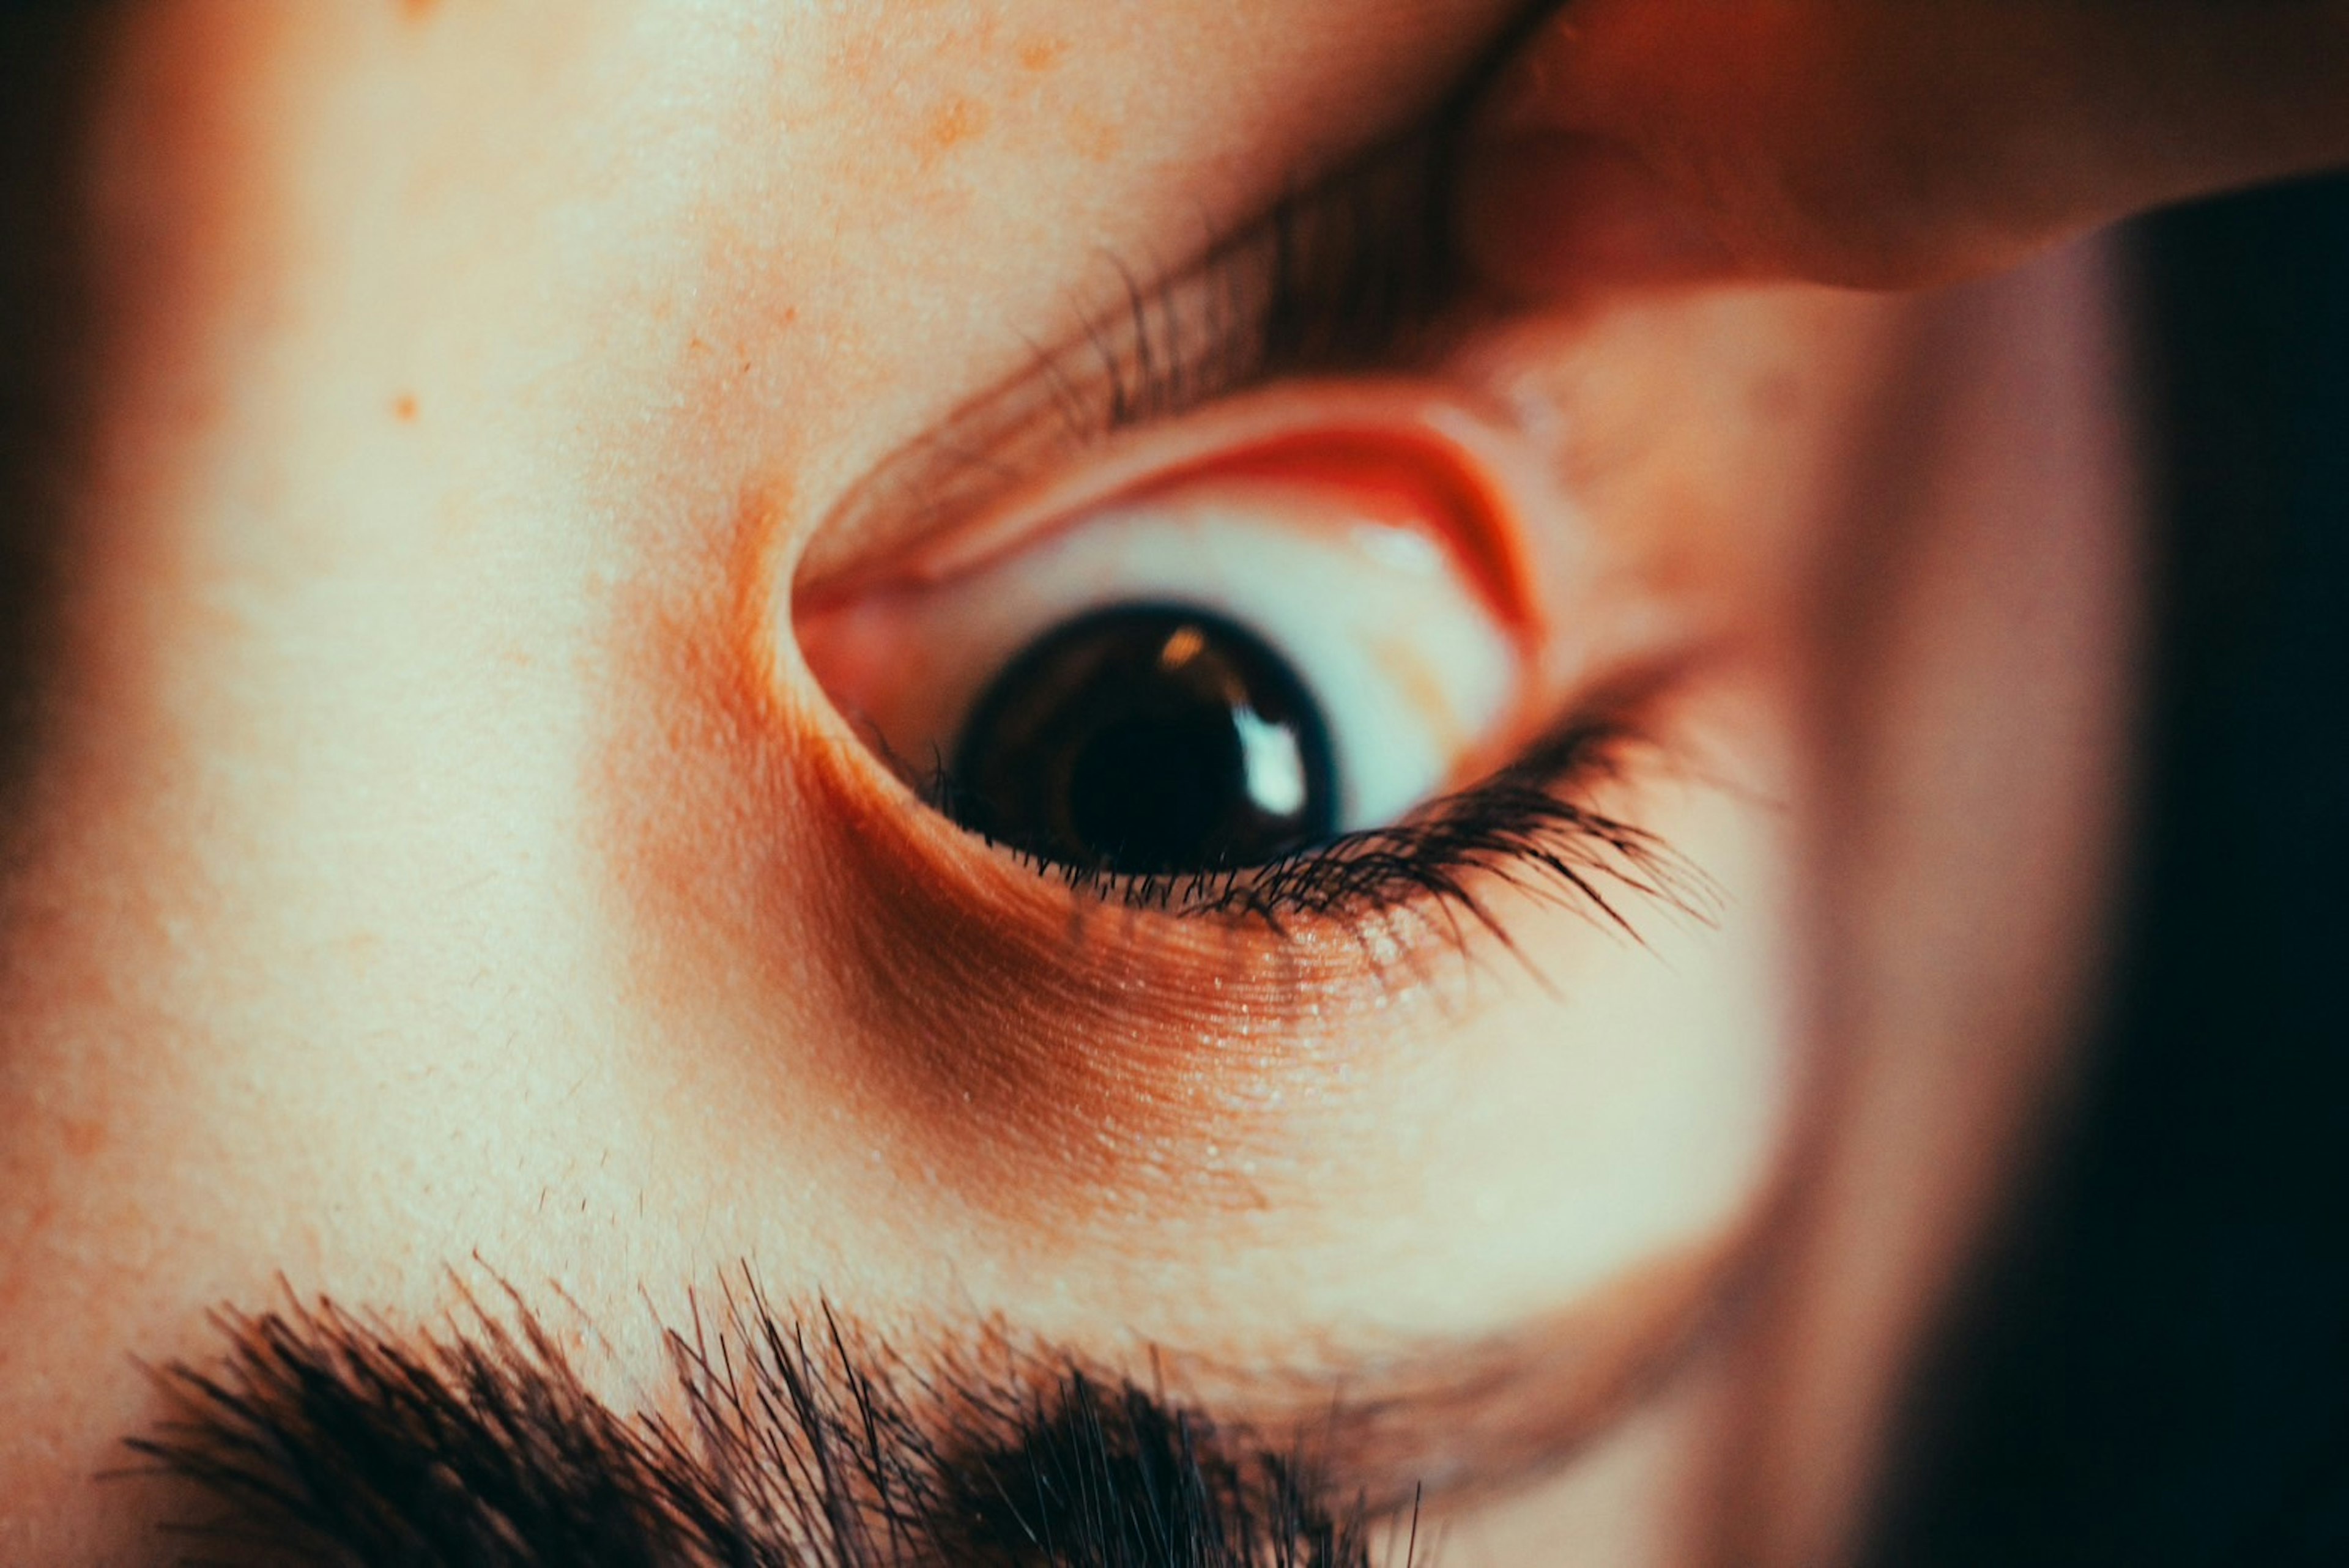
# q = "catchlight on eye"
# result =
<box><xmin>795</xmin><ymin>409</ymin><xmax>1538</xmax><ymax>883</ymax></box>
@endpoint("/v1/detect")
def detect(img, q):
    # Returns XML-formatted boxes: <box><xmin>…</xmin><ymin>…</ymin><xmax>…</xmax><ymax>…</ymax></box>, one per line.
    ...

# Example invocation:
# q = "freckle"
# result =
<box><xmin>399</xmin><ymin>0</ymin><xmax>439</xmax><ymax>22</ymax></box>
<box><xmin>392</xmin><ymin>393</ymin><xmax>419</xmax><ymax>423</ymax></box>
<box><xmin>1018</xmin><ymin>37</ymin><xmax>1067</xmax><ymax>71</ymax></box>
<box><xmin>925</xmin><ymin>95</ymin><xmax>989</xmax><ymax>155</ymax></box>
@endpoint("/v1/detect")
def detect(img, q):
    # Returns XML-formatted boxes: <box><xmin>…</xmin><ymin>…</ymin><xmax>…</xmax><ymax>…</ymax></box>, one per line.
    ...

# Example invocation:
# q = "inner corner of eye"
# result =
<box><xmin>789</xmin><ymin>428</ymin><xmax>1535</xmax><ymax>883</ymax></box>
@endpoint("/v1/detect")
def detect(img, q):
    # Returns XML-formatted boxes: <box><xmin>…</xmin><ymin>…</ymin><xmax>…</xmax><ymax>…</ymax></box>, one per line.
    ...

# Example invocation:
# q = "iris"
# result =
<box><xmin>949</xmin><ymin>604</ymin><xmax>1339</xmax><ymax>875</ymax></box>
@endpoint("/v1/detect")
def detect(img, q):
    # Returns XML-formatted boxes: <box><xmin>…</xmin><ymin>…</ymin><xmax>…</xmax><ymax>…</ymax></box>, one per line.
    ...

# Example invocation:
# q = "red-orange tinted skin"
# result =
<box><xmin>867</xmin><ymin>653</ymin><xmax>1468</xmax><ymax>1215</ymax></box>
<box><xmin>600</xmin><ymin>473</ymin><xmax>1552</xmax><ymax>1251</ymax></box>
<box><xmin>1463</xmin><ymin>1</ymin><xmax>2349</xmax><ymax>293</ymax></box>
<box><xmin>795</xmin><ymin>413</ymin><xmax>1555</xmax><ymax>800</ymax></box>
<box><xmin>586</xmin><ymin>478</ymin><xmax>1371</xmax><ymax>1243</ymax></box>
<box><xmin>593</xmin><ymin>289</ymin><xmax>1904</xmax><ymax>1248</ymax></box>
<box><xmin>794</xmin><ymin>386</ymin><xmax>1546</xmax><ymax>618</ymax></box>
<box><xmin>603</xmin><ymin>487</ymin><xmax>1732</xmax><ymax>1257</ymax></box>
<box><xmin>594</xmin><ymin>519</ymin><xmax>1786</xmax><ymax>1474</ymax></box>
<box><xmin>1135</xmin><ymin>427</ymin><xmax>1545</xmax><ymax>645</ymax></box>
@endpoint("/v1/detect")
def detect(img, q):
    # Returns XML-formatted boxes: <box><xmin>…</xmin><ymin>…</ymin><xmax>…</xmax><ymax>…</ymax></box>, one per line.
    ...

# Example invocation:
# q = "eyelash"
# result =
<box><xmin>919</xmin><ymin>711</ymin><xmax>1710</xmax><ymax>953</ymax></box>
<box><xmin>821</xmin><ymin>58</ymin><xmax>1701</xmax><ymax>956</ymax></box>
<box><xmin>907</xmin><ymin>133</ymin><xmax>1699</xmax><ymax>949</ymax></box>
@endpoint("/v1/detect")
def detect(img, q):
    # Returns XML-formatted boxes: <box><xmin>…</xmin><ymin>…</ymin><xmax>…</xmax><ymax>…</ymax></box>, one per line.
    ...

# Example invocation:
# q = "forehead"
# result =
<box><xmin>86</xmin><ymin>1</ymin><xmax>1522</xmax><ymax>320</ymax></box>
<box><xmin>54</xmin><ymin>1</ymin><xmax>1529</xmax><ymax>553</ymax></box>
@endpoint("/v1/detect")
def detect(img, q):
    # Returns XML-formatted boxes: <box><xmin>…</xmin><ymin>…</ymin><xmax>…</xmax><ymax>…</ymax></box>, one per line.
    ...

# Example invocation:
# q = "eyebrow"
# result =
<box><xmin>124</xmin><ymin>1239</ymin><xmax>1738</xmax><ymax>1566</ymax></box>
<box><xmin>128</xmin><ymin>1280</ymin><xmax>1400</xmax><ymax>1566</ymax></box>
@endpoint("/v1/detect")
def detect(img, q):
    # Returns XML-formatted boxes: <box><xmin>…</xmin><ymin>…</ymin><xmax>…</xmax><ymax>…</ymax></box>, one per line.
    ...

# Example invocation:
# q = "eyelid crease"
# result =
<box><xmin>796</xmin><ymin>383</ymin><xmax>1554</xmax><ymax>656</ymax></box>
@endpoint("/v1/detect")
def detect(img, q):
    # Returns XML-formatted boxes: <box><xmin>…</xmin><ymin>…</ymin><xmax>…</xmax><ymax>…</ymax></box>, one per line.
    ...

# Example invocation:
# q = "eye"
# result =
<box><xmin>796</xmin><ymin>419</ymin><xmax>1532</xmax><ymax>882</ymax></box>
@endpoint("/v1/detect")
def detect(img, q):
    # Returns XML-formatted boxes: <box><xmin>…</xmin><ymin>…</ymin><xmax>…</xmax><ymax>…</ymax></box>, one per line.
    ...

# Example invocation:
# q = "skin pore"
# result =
<box><xmin>0</xmin><ymin>2</ymin><xmax>2146</xmax><ymax>1564</ymax></box>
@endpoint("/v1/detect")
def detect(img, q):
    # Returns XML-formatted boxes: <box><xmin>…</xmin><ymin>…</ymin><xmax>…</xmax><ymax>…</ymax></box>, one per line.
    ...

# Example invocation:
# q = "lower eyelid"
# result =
<box><xmin>675</xmin><ymin>620</ymin><xmax>1802</xmax><ymax>1290</ymax></box>
<box><xmin>787</xmin><ymin>695</ymin><xmax>1745</xmax><ymax>1246</ymax></box>
<box><xmin>801</xmin><ymin>739</ymin><xmax>1387</xmax><ymax>1219</ymax></box>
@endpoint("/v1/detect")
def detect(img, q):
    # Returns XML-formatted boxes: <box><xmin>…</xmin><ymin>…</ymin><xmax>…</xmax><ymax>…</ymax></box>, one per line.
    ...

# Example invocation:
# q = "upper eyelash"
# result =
<box><xmin>902</xmin><ymin>144</ymin><xmax>1707</xmax><ymax>951</ymax></box>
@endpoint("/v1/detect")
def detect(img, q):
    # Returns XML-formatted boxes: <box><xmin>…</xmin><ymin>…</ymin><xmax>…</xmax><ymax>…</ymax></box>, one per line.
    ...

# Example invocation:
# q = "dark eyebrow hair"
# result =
<box><xmin>124</xmin><ymin>1278</ymin><xmax>1415</xmax><ymax>1568</ymax></box>
<box><xmin>121</xmin><ymin>1231</ymin><xmax>1740</xmax><ymax>1567</ymax></box>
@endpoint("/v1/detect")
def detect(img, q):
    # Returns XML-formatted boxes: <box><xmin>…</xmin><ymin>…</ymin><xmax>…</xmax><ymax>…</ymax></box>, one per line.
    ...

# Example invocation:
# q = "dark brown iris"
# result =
<box><xmin>948</xmin><ymin>604</ymin><xmax>1338</xmax><ymax>875</ymax></box>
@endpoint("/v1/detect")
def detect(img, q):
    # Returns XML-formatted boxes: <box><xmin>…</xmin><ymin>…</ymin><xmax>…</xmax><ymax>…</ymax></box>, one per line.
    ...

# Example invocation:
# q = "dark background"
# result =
<box><xmin>1868</xmin><ymin>174</ymin><xmax>2349</xmax><ymax>1568</ymax></box>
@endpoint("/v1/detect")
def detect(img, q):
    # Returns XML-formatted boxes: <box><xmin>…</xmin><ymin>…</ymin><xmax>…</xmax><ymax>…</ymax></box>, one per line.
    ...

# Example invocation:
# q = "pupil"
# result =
<box><xmin>949</xmin><ymin>604</ymin><xmax>1338</xmax><ymax>876</ymax></box>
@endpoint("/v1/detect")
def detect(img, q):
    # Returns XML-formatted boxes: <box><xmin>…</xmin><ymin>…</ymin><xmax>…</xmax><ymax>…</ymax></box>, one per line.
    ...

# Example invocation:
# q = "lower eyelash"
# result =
<box><xmin>927</xmin><ymin>717</ymin><xmax>1714</xmax><ymax>956</ymax></box>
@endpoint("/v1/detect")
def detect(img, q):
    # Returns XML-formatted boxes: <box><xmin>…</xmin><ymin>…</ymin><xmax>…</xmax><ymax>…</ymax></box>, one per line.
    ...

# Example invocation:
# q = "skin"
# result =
<box><xmin>1462</xmin><ymin>0</ymin><xmax>2349</xmax><ymax>289</ymax></box>
<box><xmin>6</xmin><ymin>0</ymin><xmax>2321</xmax><ymax>1561</ymax></box>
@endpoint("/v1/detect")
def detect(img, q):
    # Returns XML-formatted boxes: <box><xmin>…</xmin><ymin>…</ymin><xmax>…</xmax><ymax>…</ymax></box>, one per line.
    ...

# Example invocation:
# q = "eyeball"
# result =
<box><xmin>798</xmin><ymin>439</ymin><xmax>1530</xmax><ymax>878</ymax></box>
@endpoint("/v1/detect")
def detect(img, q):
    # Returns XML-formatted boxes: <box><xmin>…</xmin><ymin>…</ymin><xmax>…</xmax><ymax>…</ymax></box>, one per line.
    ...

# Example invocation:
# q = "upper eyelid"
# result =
<box><xmin>793</xmin><ymin>0</ymin><xmax>1580</xmax><ymax>588</ymax></box>
<box><xmin>800</xmin><ymin>127</ymin><xmax>1488</xmax><ymax>591</ymax></box>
